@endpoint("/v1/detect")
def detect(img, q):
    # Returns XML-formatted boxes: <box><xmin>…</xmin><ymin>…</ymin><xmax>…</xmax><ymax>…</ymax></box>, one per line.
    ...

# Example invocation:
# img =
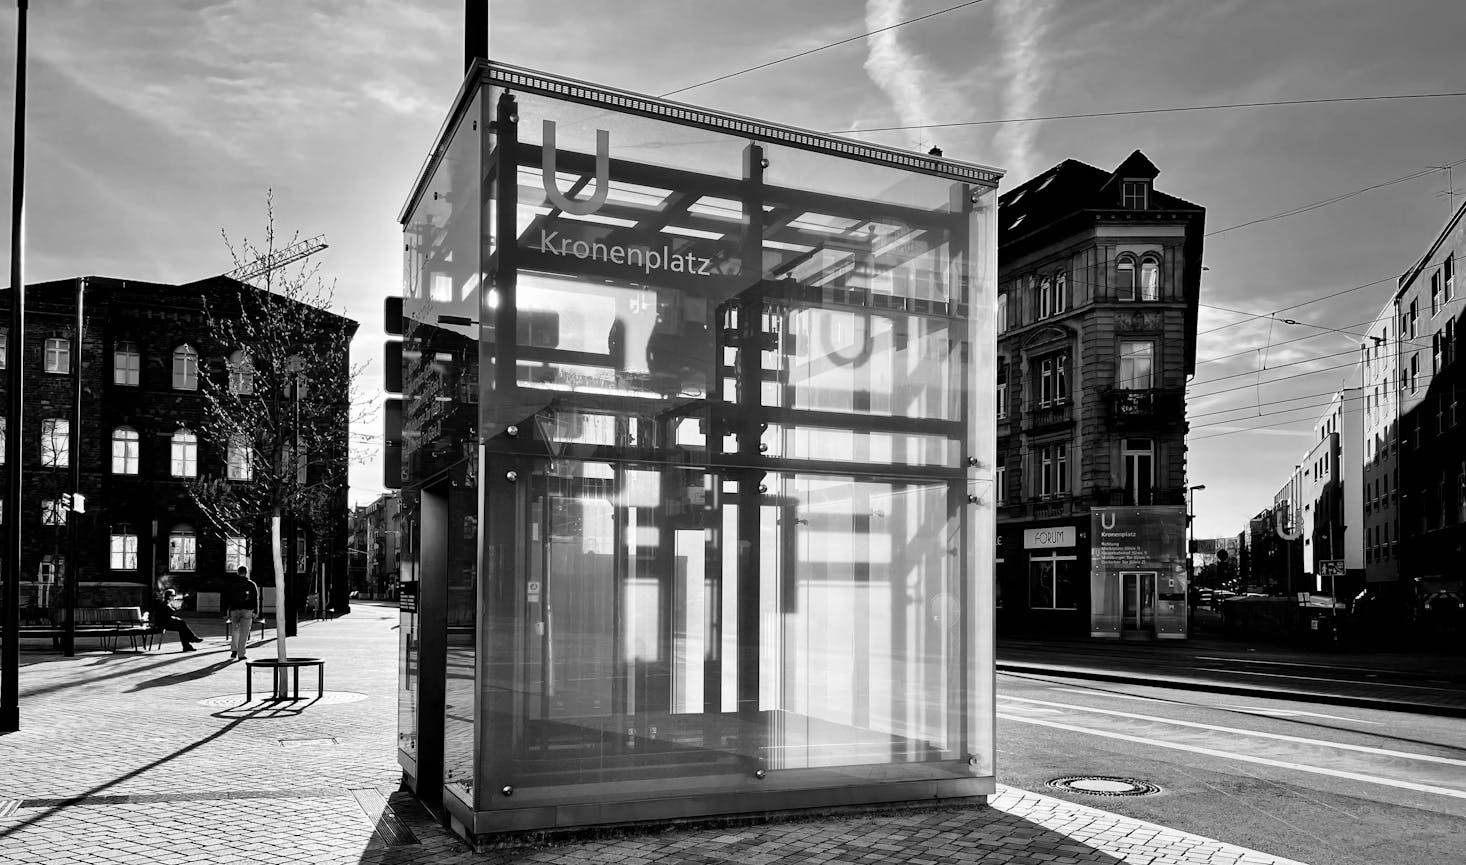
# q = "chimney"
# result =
<box><xmin>465</xmin><ymin>0</ymin><xmax>488</xmax><ymax>74</ymax></box>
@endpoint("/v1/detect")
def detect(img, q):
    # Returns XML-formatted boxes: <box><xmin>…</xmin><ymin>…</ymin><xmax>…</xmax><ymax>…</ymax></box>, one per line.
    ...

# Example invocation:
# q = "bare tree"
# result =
<box><xmin>187</xmin><ymin>194</ymin><xmax>360</xmax><ymax>670</ymax></box>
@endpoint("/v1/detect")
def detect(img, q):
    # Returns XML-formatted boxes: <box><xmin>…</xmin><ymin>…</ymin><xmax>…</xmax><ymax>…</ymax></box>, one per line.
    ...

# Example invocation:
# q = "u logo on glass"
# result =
<box><xmin>542</xmin><ymin>119</ymin><xmax>610</xmax><ymax>216</ymax></box>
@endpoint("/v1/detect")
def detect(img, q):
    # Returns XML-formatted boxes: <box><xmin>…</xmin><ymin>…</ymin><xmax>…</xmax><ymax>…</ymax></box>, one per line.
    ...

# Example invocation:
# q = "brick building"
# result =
<box><xmin>0</xmin><ymin>275</ymin><xmax>356</xmax><ymax>615</ymax></box>
<box><xmin>994</xmin><ymin>151</ymin><xmax>1205</xmax><ymax>638</ymax></box>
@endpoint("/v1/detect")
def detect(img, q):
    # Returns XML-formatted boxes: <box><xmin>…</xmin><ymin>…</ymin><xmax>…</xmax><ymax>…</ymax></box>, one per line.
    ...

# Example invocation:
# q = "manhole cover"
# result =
<box><xmin>198</xmin><ymin>692</ymin><xmax>368</xmax><ymax>708</ymax></box>
<box><xmin>1047</xmin><ymin>776</ymin><xmax>1160</xmax><ymax>797</ymax></box>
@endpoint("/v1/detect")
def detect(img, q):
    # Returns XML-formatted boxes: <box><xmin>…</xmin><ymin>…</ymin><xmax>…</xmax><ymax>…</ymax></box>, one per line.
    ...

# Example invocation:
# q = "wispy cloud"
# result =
<box><xmin>992</xmin><ymin>0</ymin><xmax>1057</xmax><ymax>183</ymax></box>
<box><xmin>862</xmin><ymin>0</ymin><xmax>941</xmax><ymax>152</ymax></box>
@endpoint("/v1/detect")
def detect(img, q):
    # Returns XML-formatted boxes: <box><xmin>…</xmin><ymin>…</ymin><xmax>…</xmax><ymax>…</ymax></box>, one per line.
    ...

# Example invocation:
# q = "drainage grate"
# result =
<box><xmin>280</xmin><ymin>737</ymin><xmax>339</xmax><ymax>748</ymax></box>
<box><xmin>1047</xmin><ymin>776</ymin><xmax>1160</xmax><ymax>797</ymax></box>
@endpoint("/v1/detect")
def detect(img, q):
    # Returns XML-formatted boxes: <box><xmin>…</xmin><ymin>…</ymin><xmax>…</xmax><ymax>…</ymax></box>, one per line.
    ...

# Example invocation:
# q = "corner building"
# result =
<box><xmin>392</xmin><ymin>62</ymin><xmax>1001</xmax><ymax>839</ymax></box>
<box><xmin>993</xmin><ymin>151</ymin><xmax>1204</xmax><ymax>639</ymax></box>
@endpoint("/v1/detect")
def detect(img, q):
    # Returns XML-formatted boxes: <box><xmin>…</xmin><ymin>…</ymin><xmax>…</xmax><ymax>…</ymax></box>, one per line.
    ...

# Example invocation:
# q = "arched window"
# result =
<box><xmin>114</xmin><ymin>340</ymin><xmax>141</xmax><ymax>386</ymax></box>
<box><xmin>170</xmin><ymin>429</ymin><xmax>198</xmax><ymax>477</ymax></box>
<box><xmin>227</xmin><ymin>350</ymin><xmax>255</xmax><ymax>395</ymax></box>
<box><xmin>1055</xmin><ymin>271</ymin><xmax>1068</xmax><ymax>310</ymax></box>
<box><xmin>227</xmin><ymin>434</ymin><xmax>252</xmax><ymax>481</ymax></box>
<box><xmin>1139</xmin><ymin>256</ymin><xmax>1160</xmax><ymax>301</ymax></box>
<box><xmin>110</xmin><ymin>523</ymin><xmax>139</xmax><ymax>570</ymax></box>
<box><xmin>1116</xmin><ymin>255</ymin><xmax>1138</xmax><ymax>301</ymax></box>
<box><xmin>168</xmin><ymin>525</ymin><xmax>197</xmax><ymax>572</ymax></box>
<box><xmin>112</xmin><ymin>426</ymin><xmax>140</xmax><ymax>474</ymax></box>
<box><xmin>1038</xmin><ymin>277</ymin><xmax>1053</xmax><ymax>318</ymax></box>
<box><xmin>172</xmin><ymin>344</ymin><xmax>198</xmax><ymax>391</ymax></box>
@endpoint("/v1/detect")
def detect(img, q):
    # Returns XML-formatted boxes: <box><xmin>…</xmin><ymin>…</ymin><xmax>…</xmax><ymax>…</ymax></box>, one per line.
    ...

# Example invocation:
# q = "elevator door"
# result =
<box><xmin>1120</xmin><ymin>571</ymin><xmax>1157</xmax><ymax>635</ymax></box>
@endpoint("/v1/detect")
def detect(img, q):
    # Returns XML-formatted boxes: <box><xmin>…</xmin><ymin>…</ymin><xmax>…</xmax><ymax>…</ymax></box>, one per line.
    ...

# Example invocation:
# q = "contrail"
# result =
<box><xmin>993</xmin><ymin>0</ymin><xmax>1056</xmax><ymax>182</ymax></box>
<box><xmin>863</xmin><ymin>0</ymin><xmax>940</xmax><ymax>152</ymax></box>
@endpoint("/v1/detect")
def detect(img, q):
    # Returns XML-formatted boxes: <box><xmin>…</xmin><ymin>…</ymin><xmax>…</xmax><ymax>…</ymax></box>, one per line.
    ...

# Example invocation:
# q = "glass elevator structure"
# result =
<box><xmin>395</xmin><ymin>61</ymin><xmax>1001</xmax><ymax>837</ymax></box>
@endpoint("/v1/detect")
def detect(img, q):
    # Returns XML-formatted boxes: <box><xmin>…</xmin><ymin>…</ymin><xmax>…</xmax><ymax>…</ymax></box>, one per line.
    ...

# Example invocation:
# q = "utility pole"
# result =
<box><xmin>3</xmin><ymin>0</ymin><xmax>30</xmax><ymax>734</ymax></box>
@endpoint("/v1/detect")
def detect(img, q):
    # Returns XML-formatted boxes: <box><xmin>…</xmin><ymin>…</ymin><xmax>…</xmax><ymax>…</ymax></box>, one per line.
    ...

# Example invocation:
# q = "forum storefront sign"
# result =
<box><xmin>1090</xmin><ymin>506</ymin><xmax>1188</xmax><ymax>638</ymax></box>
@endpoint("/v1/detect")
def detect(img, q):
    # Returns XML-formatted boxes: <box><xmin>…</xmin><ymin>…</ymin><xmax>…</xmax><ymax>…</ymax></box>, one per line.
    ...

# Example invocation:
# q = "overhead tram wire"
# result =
<box><xmin>1189</xmin><ymin>391</ymin><xmax>1369</xmax><ymax>426</ymax></box>
<box><xmin>658</xmin><ymin>0</ymin><xmax>993</xmax><ymax>98</ymax></box>
<box><xmin>1189</xmin><ymin>356</ymin><xmax>1365</xmax><ymax>401</ymax></box>
<box><xmin>840</xmin><ymin>91</ymin><xmax>1466</xmax><ymax>134</ymax></box>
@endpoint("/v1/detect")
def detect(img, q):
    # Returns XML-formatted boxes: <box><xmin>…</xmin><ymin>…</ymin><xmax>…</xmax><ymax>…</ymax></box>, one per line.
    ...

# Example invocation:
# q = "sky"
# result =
<box><xmin>1</xmin><ymin>0</ymin><xmax>1464</xmax><ymax>540</ymax></box>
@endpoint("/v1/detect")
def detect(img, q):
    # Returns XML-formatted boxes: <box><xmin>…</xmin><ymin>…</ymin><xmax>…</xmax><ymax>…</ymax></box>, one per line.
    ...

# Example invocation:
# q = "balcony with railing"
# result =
<box><xmin>1023</xmin><ymin>398</ymin><xmax>1073</xmax><ymax>433</ymax></box>
<box><xmin>1103</xmin><ymin>387</ymin><xmax>1185</xmax><ymax>429</ymax></box>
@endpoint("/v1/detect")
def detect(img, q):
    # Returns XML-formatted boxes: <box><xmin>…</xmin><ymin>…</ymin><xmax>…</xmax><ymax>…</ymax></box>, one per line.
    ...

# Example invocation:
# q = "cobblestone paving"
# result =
<box><xmin>0</xmin><ymin>606</ymin><xmax>1309</xmax><ymax>865</ymax></box>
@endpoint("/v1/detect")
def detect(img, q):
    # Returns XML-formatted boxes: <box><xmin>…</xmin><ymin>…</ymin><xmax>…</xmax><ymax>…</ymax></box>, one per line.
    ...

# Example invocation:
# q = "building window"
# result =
<box><xmin>1038</xmin><ymin>275</ymin><xmax>1067</xmax><ymax>318</ymax></box>
<box><xmin>995</xmin><ymin>454</ymin><xmax>1007</xmax><ymax>505</ymax></box>
<box><xmin>172</xmin><ymin>344</ymin><xmax>198</xmax><ymax>391</ymax></box>
<box><xmin>1123</xmin><ymin>438</ymin><xmax>1154</xmax><ymax>505</ymax></box>
<box><xmin>1410</xmin><ymin>353</ymin><xmax>1420</xmax><ymax>393</ymax></box>
<box><xmin>227</xmin><ymin>434</ymin><xmax>252</xmax><ymax>481</ymax></box>
<box><xmin>1431</xmin><ymin>270</ymin><xmax>1442</xmax><ymax>316</ymax></box>
<box><xmin>112</xmin><ymin>427</ymin><xmax>140</xmax><ymax>474</ymax></box>
<box><xmin>41</xmin><ymin>418</ymin><xmax>69</xmax><ymax>467</ymax></box>
<box><xmin>1446</xmin><ymin>318</ymin><xmax>1456</xmax><ymax>367</ymax></box>
<box><xmin>1121</xmin><ymin>180</ymin><xmax>1149</xmax><ymax>210</ymax></box>
<box><xmin>168</xmin><ymin>526</ymin><xmax>197</xmax><ymax>572</ymax></box>
<box><xmin>1446</xmin><ymin>253</ymin><xmax>1456</xmax><ymax>300</ymax></box>
<box><xmin>44</xmin><ymin>338</ymin><xmax>70</xmax><ymax>374</ymax></box>
<box><xmin>996</xmin><ymin>363</ymin><xmax>1008</xmax><ymax>420</ymax></box>
<box><xmin>225</xmin><ymin>536</ymin><xmax>249</xmax><ymax>573</ymax></box>
<box><xmin>171</xmin><ymin>429</ymin><xmax>198</xmax><ymax>478</ymax></box>
<box><xmin>1055</xmin><ymin>272</ymin><xmax>1067</xmax><ymax>310</ymax></box>
<box><xmin>1118</xmin><ymin>341</ymin><xmax>1154</xmax><ymax>390</ymax></box>
<box><xmin>1409</xmin><ymin>300</ymin><xmax>1418</xmax><ymax>339</ymax></box>
<box><xmin>0</xmin><ymin>330</ymin><xmax>6</xmax><ymax>369</ymax></box>
<box><xmin>1039</xmin><ymin>353</ymin><xmax>1069</xmax><ymax>406</ymax></box>
<box><xmin>1029</xmin><ymin>554</ymin><xmax>1078</xmax><ymax>609</ymax></box>
<box><xmin>0</xmin><ymin>417</ymin><xmax>5</xmax><ymax>464</ymax></box>
<box><xmin>996</xmin><ymin>292</ymin><xmax>1008</xmax><ymax>332</ymax></box>
<box><xmin>1117</xmin><ymin>255</ymin><xmax>1137</xmax><ymax>301</ymax></box>
<box><xmin>1139</xmin><ymin>257</ymin><xmax>1160</xmax><ymax>301</ymax></box>
<box><xmin>1039</xmin><ymin>443</ymin><xmax>1069</xmax><ymax>497</ymax></box>
<box><xmin>41</xmin><ymin>499</ymin><xmax>66</xmax><ymax>526</ymax></box>
<box><xmin>228</xmin><ymin>350</ymin><xmax>255</xmax><ymax>395</ymax></box>
<box><xmin>1434</xmin><ymin>332</ymin><xmax>1442</xmax><ymax>374</ymax></box>
<box><xmin>110</xmin><ymin>525</ymin><xmax>139</xmax><ymax>570</ymax></box>
<box><xmin>113</xmin><ymin>340</ymin><xmax>140</xmax><ymax>386</ymax></box>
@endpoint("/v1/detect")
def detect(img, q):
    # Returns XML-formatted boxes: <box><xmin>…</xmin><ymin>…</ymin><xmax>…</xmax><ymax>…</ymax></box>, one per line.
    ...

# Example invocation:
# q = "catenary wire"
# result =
<box><xmin>841</xmin><ymin>91</ymin><xmax>1466</xmax><ymax>133</ymax></box>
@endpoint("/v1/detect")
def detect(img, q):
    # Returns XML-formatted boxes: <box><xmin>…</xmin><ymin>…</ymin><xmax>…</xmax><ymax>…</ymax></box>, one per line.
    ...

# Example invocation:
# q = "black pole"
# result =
<box><xmin>3</xmin><ymin>0</ymin><xmax>30</xmax><ymax>733</ymax></box>
<box><xmin>464</xmin><ymin>0</ymin><xmax>487</xmax><ymax>73</ymax></box>
<box><xmin>62</xmin><ymin>278</ymin><xmax>82</xmax><ymax>655</ymax></box>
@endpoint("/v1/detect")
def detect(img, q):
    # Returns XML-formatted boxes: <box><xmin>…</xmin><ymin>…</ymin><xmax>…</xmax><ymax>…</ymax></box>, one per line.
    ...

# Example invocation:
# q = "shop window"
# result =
<box><xmin>168</xmin><ymin>526</ymin><xmax>197</xmax><ymax>572</ymax></box>
<box><xmin>41</xmin><ymin>418</ymin><xmax>69</xmax><ymax>467</ymax></box>
<box><xmin>1029</xmin><ymin>554</ymin><xmax>1077</xmax><ymax>609</ymax></box>
<box><xmin>114</xmin><ymin>341</ymin><xmax>140</xmax><ymax>386</ymax></box>
<box><xmin>171</xmin><ymin>429</ymin><xmax>198</xmax><ymax>478</ymax></box>
<box><xmin>227</xmin><ymin>350</ymin><xmax>255</xmax><ymax>395</ymax></box>
<box><xmin>1122</xmin><ymin>438</ymin><xmax>1154</xmax><ymax>505</ymax></box>
<box><xmin>112</xmin><ymin>426</ymin><xmax>140</xmax><ymax>474</ymax></box>
<box><xmin>1118</xmin><ymin>341</ymin><xmax>1154</xmax><ymax>390</ymax></box>
<box><xmin>110</xmin><ymin>525</ymin><xmax>138</xmax><ymax>570</ymax></box>
<box><xmin>44</xmin><ymin>338</ymin><xmax>70</xmax><ymax>374</ymax></box>
<box><xmin>172</xmin><ymin>344</ymin><xmax>198</xmax><ymax>391</ymax></box>
<box><xmin>227</xmin><ymin>434</ymin><xmax>252</xmax><ymax>480</ymax></box>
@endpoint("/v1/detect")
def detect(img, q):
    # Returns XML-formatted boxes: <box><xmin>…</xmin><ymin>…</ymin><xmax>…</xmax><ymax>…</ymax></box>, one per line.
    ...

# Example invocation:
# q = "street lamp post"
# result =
<box><xmin>1188</xmin><ymin>484</ymin><xmax>1207</xmax><ymax>595</ymax></box>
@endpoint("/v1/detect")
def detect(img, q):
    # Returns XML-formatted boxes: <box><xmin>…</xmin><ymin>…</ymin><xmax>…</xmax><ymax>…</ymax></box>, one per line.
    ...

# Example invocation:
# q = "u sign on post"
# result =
<box><xmin>542</xmin><ymin>120</ymin><xmax>609</xmax><ymax>216</ymax></box>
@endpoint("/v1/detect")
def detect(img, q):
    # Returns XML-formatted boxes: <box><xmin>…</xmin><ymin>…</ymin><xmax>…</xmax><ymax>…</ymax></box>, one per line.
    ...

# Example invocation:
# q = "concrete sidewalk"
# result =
<box><xmin>1</xmin><ymin>604</ymin><xmax>1310</xmax><ymax>865</ymax></box>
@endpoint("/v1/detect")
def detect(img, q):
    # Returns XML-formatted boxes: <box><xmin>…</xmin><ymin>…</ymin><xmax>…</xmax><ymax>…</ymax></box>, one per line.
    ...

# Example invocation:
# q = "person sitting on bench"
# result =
<box><xmin>147</xmin><ymin>589</ymin><xmax>202</xmax><ymax>652</ymax></box>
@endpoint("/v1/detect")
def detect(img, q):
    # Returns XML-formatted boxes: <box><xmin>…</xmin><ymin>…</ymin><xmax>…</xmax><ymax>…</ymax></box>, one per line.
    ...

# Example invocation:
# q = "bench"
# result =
<box><xmin>245</xmin><ymin>657</ymin><xmax>325</xmax><ymax>701</ymax></box>
<box><xmin>16</xmin><ymin>606</ymin><xmax>163</xmax><ymax>652</ymax></box>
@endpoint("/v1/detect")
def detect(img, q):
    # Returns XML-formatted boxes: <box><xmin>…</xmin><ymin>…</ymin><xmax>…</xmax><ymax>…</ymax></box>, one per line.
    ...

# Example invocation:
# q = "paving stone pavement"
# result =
<box><xmin>0</xmin><ymin>604</ymin><xmax>1310</xmax><ymax>865</ymax></box>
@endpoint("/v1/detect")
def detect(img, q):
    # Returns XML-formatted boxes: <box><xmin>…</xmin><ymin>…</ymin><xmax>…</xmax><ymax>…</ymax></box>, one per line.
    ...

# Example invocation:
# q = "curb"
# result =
<box><xmin>996</xmin><ymin>662</ymin><xmax>1466</xmax><ymax>719</ymax></box>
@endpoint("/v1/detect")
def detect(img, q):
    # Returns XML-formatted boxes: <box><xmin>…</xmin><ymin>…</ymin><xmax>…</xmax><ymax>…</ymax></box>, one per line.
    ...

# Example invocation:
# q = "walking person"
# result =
<box><xmin>147</xmin><ymin>588</ymin><xmax>202</xmax><ymax>652</ymax></box>
<box><xmin>225</xmin><ymin>566</ymin><xmax>260</xmax><ymax>661</ymax></box>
